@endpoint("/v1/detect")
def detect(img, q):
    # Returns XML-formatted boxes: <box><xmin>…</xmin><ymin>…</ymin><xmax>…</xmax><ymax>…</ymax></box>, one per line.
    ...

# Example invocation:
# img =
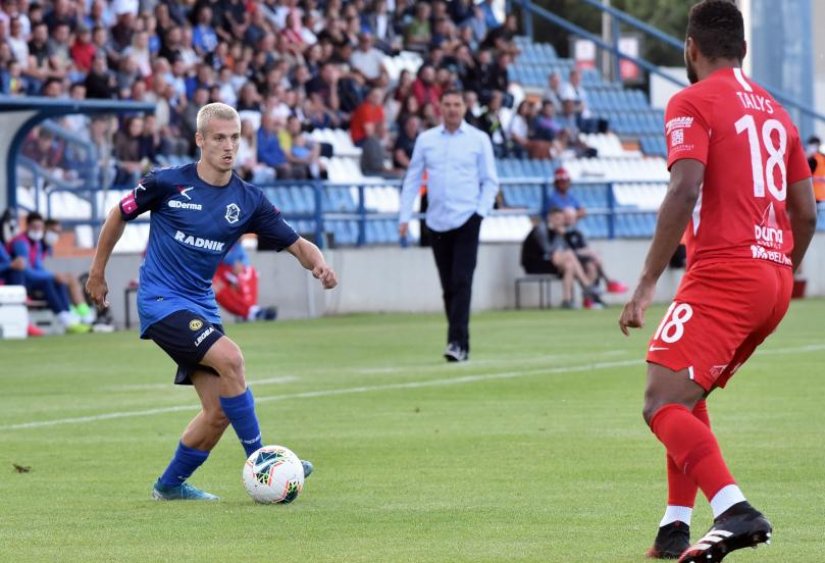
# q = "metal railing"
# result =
<box><xmin>34</xmin><ymin>178</ymin><xmax>667</xmax><ymax>248</ymax></box>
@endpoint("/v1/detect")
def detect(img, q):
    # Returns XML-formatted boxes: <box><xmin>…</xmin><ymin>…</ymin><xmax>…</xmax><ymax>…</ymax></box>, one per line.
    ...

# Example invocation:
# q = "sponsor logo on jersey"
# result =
<box><xmin>225</xmin><ymin>203</ymin><xmax>241</xmax><ymax>224</ymax></box>
<box><xmin>194</xmin><ymin>326</ymin><xmax>215</xmax><ymax>347</ymax></box>
<box><xmin>750</xmin><ymin>244</ymin><xmax>792</xmax><ymax>266</ymax></box>
<box><xmin>709</xmin><ymin>364</ymin><xmax>729</xmax><ymax>378</ymax></box>
<box><xmin>671</xmin><ymin>128</ymin><xmax>684</xmax><ymax>147</ymax></box>
<box><xmin>177</xmin><ymin>186</ymin><xmax>195</xmax><ymax>200</ymax></box>
<box><xmin>174</xmin><ymin>230</ymin><xmax>225</xmax><ymax>252</ymax></box>
<box><xmin>754</xmin><ymin>203</ymin><xmax>783</xmax><ymax>248</ymax></box>
<box><xmin>169</xmin><ymin>200</ymin><xmax>203</xmax><ymax>210</ymax></box>
<box><xmin>665</xmin><ymin>116</ymin><xmax>694</xmax><ymax>135</ymax></box>
<box><xmin>189</xmin><ymin>319</ymin><xmax>203</xmax><ymax>331</ymax></box>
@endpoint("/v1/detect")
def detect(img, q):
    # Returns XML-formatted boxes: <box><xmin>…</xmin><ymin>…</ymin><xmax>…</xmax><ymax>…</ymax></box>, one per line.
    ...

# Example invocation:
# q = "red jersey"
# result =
<box><xmin>665</xmin><ymin>68</ymin><xmax>811</xmax><ymax>269</ymax></box>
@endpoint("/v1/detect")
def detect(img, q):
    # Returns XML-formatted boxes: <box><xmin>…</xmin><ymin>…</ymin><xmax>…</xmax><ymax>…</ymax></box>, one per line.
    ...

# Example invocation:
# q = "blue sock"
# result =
<box><xmin>220</xmin><ymin>387</ymin><xmax>263</xmax><ymax>457</ymax></box>
<box><xmin>158</xmin><ymin>442</ymin><xmax>209</xmax><ymax>487</ymax></box>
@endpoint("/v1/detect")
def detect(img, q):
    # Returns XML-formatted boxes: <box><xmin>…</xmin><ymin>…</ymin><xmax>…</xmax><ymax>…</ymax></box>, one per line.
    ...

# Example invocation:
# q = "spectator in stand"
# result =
<box><xmin>70</xmin><ymin>24</ymin><xmax>96</xmax><ymax>74</ymax></box>
<box><xmin>236</xmin><ymin>81</ymin><xmax>263</xmax><ymax>129</ymax></box>
<box><xmin>365</xmin><ymin>0</ymin><xmax>400</xmax><ymax>54</ymax></box>
<box><xmin>520</xmin><ymin>208</ymin><xmax>603</xmax><ymax>309</ymax></box>
<box><xmin>122</xmin><ymin>29</ymin><xmax>152</xmax><ymax>78</ymax></box>
<box><xmin>361</xmin><ymin>120</ymin><xmax>403</xmax><ymax>178</ymax></box>
<box><xmin>404</xmin><ymin>1</ymin><xmax>431</xmax><ymax>52</ymax></box>
<box><xmin>192</xmin><ymin>5</ymin><xmax>218</xmax><ymax>56</ymax></box>
<box><xmin>411</xmin><ymin>64</ymin><xmax>441</xmax><ymax>111</ymax></box>
<box><xmin>350</xmin><ymin>86</ymin><xmax>386</xmax><ymax>146</ymax></box>
<box><xmin>113</xmin><ymin>115</ymin><xmax>151</xmax><ymax>184</ymax></box>
<box><xmin>283</xmin><ymin>115</ymin><xmax>323</xmax><ymax>179</ymax></box>
<box><xmin>237</xmin><ymin>118</ymin><xmax>275</xmax><ymax>183</ymax></box>
<box><xmin>6</xmin><ymin>212</ymin><xmax>90</xmax><ymax>333</ymax></box>
<box><xmin>213</xmin><ymin>241</ymin><xmax>278</xmax><ymax>322</ymax></box>
<box><xmin>559</xmin><ymin>67</ymin><xmax>607</xmax><ymax>134</ymax></box>
<box><xmin>257</xmin><ymin>114</ymin><xmax>300</xmax><ymax>180</ymax></box>
<box><xmin>26</xmin><ymin>21</ymin><xmax>64</xmax><ymax>90</ymax></box>
<box><xmin>533</xmin><ymin>99</ymin><xmax>563</xmax><ymax>141</ymax></box>
<box><xmin>461</xmin><ymin>4</ymin><xmax>487</xmax><ymax>48</ymax></box>
<box><xmin>547</xmin><ymin>167</ymin><xmax>586</xmax><ymax>219</ymax></box>
<box><xmin>350</xmin><ymin>32</ymin><xmax>386</xmax><ymax>86</ymax></box>
<box><xmin>7</xmin><ymin>16</ymin><xmax>30</xmax><ymax>70</ymax></box>
<box><xmin>480</xmin><ymin>90</ymin><xmax>507</xmax><ymax>157</ymax></box>
<box><xmin>462</xmin><ymin>90</ymin><xmax>483</xmax><ymax>129</ymax></box>
<box><xmin>304</xmin><ymin>94</ymin><xmax>341</xmax><ymax>129</ymax></box>
<box><xmin>479</xmin><ymin>13</ymin><xmax>519</xmax><ymax>57</ymax></box>
<box><xmin>507</xmin><ymin>99</ymin><xmax>534</xmax><ymax>159</ymax></box>
<box><xmin>543</xmin><ymin>71</ymin><xmax>564</xmax><ymax>112</ymax></box>
<box><xmin>474</xmin><ymin>0</ymin><xmax>498</xmax><ymax>29</ymax></box>
<box><xmin>306</xmin><ymin>61</ymin><xmax>342</xmax><ymax>120</ymax></box>
<box><xmin>21</xmin><ymin>127</ymin><xmax>65</xmax><ymax>172</ymax></box>
<box><xmin>393</xmin><ymin>114</ymin><xmax>421</xmax><ymax>169</ymax></box>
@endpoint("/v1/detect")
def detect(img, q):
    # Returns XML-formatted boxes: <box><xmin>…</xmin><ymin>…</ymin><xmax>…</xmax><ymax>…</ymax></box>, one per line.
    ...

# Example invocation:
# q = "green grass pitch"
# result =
<box><xmin>1</xmin><ymin>301</ymin><xmax>824</xmax><ymax>562</ymax></box>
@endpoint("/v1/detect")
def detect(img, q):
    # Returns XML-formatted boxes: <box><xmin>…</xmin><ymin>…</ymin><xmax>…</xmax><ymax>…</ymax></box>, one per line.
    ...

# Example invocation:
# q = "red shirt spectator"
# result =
<box><xmin>70</xmin><ymin>26</ymin><xmax>96</xmax><ymax>73</ymax></box>
<box><xmin>411</xmin><ymin>65</ymin><xmax>441</xmax><ymax>113</ymax></box>
<box><xmin>350</xmin><ymin>87</ymin><xmax>386</xmax><ymax>146</ymax></box>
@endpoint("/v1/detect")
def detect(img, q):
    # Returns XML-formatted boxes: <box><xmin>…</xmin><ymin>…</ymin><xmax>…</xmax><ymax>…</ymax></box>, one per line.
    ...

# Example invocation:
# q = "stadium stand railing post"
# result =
<box><xmin>356</xmin><ymin>184</ymin><xmax>366</xmax><ymax>247</ymax></box>
<box><xmin>607</xmin><ymin>182</ymin><xmax>616</xmax><ymax>240</ymax></box>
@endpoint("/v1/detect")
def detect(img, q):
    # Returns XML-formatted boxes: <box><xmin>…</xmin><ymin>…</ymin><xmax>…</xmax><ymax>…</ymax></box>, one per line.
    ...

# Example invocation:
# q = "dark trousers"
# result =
<box><xmin>429</xmin><ymin>214</ymin><xmax>482</xmax><ymax>352</ymax></box>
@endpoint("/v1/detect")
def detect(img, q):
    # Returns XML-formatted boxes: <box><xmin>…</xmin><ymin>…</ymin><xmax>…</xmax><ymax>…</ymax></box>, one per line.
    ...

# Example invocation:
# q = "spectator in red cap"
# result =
<box><xmin>547</xmin><ymin>167</ymin><xmax>585</xmax><ymax>219</ymax></box>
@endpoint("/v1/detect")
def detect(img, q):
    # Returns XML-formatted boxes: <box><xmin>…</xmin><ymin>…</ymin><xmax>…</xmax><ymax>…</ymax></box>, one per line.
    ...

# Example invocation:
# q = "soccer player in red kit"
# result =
<box><xmin>618</xmin><ymin>1</ymin><xmax>817</xmax><ymax>561</ymax></box>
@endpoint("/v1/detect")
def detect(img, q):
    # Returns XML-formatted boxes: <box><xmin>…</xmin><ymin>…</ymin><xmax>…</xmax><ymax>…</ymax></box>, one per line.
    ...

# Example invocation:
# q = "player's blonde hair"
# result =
<box><xmin>196</xmin><ymin>102</ymin><xmax>240</xmax><ymax>134</ymax></box>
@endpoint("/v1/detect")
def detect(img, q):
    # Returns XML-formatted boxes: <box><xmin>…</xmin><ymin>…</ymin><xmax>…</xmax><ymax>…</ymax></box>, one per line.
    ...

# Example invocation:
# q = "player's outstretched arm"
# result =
<box><xmin>286</xmin><ymin>237</ymin><xmax>338</xmax><ymax>289</ymax></box>
<box><xmin>786</xmin><ymin>177</ymin><xmax>817</xmax><ymax>272</ymax></box>
<box><xmin>86</xmin><ymin>206</ymin><xmax>127</xmax><ymax>308</ymax></box>
<box><xmin>619</xmin><ymin>158</ymin><xmax>703</xmax><ymax>335</ymax></box>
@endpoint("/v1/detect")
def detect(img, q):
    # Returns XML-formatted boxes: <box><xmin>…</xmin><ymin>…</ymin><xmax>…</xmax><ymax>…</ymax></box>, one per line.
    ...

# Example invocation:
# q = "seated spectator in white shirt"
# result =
<box><xmin>350</xmin><ymin>32</ymin><xmax>387</xmax><ymax>86</ymax></box>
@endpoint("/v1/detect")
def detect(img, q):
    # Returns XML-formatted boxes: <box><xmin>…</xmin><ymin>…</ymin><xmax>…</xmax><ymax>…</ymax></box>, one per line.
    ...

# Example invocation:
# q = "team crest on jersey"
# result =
<box><xmin>225</xmin><ymin>203</ymin><xmax>241</xmax><ymax>224</ymax></box>
<box><xmin>189</xmin><ymin>319</ymin><xmax>203</xmax><ymax>331</ymax></box>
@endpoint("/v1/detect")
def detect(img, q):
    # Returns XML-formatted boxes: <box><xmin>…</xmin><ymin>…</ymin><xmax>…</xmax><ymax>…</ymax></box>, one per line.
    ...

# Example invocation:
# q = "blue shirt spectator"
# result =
<box><xmin>546</xmin><ymin>168</ymin><xmax>585</xmax><ymax>217</ymax></box>
<box><xmin>257</xmin><ymin>124</ymin><xmax>288</xmax><ymax>168</ymax></box>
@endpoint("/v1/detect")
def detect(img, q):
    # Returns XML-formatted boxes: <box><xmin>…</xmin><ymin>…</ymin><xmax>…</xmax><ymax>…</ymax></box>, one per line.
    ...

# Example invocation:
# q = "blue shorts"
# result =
<box><xmin>143</xmin><ymin>310</ymin><xmax>225</xmax><ymax>385</ymax></box>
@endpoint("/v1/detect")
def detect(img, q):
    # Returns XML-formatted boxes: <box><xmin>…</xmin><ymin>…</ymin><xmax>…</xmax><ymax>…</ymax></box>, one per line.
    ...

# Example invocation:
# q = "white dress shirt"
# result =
<box><xmin>399</xmin><ymin>120</ymin><xmax>499</xmax><ymax>232</ymax></box>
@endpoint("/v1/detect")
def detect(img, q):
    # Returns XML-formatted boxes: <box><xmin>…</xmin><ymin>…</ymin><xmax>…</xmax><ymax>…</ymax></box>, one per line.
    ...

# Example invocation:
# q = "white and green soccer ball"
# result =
<box><xmin>242</xmin><ymin>445</ymin><xmax>304</xmax><ymax>504</ymax></box>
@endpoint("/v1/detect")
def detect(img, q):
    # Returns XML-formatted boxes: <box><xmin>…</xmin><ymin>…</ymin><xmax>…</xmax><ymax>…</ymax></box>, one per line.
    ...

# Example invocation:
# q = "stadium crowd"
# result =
<box><xmin>0</xmin><ymin>0</ymin><xmax>599</xmax><ymax>186</ymax></box>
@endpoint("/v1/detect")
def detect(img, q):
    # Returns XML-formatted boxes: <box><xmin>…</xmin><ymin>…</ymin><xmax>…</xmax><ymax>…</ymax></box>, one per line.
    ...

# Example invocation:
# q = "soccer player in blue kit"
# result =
<box><xmin>86</xmin><ymin>103</ymin><xmax>338</xmax><ymax>500</ymax></box>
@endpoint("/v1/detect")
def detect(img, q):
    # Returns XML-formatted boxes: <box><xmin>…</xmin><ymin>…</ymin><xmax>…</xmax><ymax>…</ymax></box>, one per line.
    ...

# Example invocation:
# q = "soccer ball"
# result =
<box><xmin>242</xmin><ymin>445</ymin><xmax>304</xmax><ymax>504</ymax></box>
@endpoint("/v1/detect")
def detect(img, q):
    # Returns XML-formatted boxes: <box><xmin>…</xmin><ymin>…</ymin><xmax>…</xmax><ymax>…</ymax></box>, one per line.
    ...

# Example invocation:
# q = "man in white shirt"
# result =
<box><xmin>350</xmin><ymin>32</ymin><xmax>386</xmax><ymax>85</ymax></box>
<box><xmin>399</xmin><ymin>90</ymin><xmax>500</xmax><ymax>362</ymax></box>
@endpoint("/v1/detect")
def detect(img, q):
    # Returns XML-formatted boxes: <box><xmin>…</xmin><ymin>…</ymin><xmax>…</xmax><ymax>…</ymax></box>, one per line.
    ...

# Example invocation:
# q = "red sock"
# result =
<box><xmin>651</xmin><ymin>403</ymin><xmax>734</xmax><ymax>503</ymax></box>
<box><xmin>666</xmin><ymin>400</ymin><xmax>711</xmax><ymax>507</ymax></box>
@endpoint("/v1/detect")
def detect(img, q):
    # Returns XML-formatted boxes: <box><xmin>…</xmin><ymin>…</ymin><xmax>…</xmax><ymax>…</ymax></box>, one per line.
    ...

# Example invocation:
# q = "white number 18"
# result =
<box><xmin>734</xmin><ymin>115</ymin><xmax>787</xmax><ymax>201</ymax></box>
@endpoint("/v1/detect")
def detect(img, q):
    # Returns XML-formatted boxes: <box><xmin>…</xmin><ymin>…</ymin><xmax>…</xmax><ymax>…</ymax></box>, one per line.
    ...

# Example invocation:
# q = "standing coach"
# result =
<box><xmin>398</xmin><ymin>89</ymin><xmax>500</xmax><ymax>362</ymax></box>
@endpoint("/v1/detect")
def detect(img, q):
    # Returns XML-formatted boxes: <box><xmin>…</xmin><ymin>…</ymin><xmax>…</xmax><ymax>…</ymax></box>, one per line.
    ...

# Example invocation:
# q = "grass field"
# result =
<box><xmin>1</xmin><ymin>301</ymin><xmax>824</xmax><ymax>562</ymax></box>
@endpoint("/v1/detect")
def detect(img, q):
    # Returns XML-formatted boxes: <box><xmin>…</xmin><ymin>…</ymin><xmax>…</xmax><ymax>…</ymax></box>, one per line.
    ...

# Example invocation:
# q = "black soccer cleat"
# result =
<box><xmin>678</xmin><ymin>502</ymin><xmax>772</xmax><ymax>562</ymax></box>
<box><xmin>646</xmin><ymin>521</ymin><xmax>691</xmax><ymax>559</ymax></box>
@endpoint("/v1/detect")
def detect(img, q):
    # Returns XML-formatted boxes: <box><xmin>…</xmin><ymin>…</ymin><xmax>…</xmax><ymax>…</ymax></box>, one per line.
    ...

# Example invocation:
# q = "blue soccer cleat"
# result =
<box><xmin>152</xmin><ymin>480</ymin><xmax>219</xmax><ymax>501</ymax></box>
<box><xmin>301</xmin><ymin>460</ymin><xmax>314</xmax><ymax>479</ymax></box>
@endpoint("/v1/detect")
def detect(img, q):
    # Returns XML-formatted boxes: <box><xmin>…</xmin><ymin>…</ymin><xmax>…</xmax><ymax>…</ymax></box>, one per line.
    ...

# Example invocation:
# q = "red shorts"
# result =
<box><xmin>646</xmin><ymin>260</ymin><xmax>793</xmax><ymax>390</ymax></box>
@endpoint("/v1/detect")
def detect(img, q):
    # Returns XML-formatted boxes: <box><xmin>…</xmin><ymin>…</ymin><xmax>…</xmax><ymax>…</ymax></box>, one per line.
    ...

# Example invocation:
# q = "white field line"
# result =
<box><xmin>2</xmin><ymin>343</ymin><xmax>823</xmax><ymax>432</ymax></box>
<box><xmin>104</xmin><ymin>376</ymin><xmax>299</xmax><ymax>392</ymax></box>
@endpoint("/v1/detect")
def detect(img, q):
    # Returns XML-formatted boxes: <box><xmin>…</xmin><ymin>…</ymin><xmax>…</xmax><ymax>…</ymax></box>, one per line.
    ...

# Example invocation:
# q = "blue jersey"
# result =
<box><xmin>119</xmin><ymin>163</ymin><xmax>298</xmax><ymax>335</ymax></box>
